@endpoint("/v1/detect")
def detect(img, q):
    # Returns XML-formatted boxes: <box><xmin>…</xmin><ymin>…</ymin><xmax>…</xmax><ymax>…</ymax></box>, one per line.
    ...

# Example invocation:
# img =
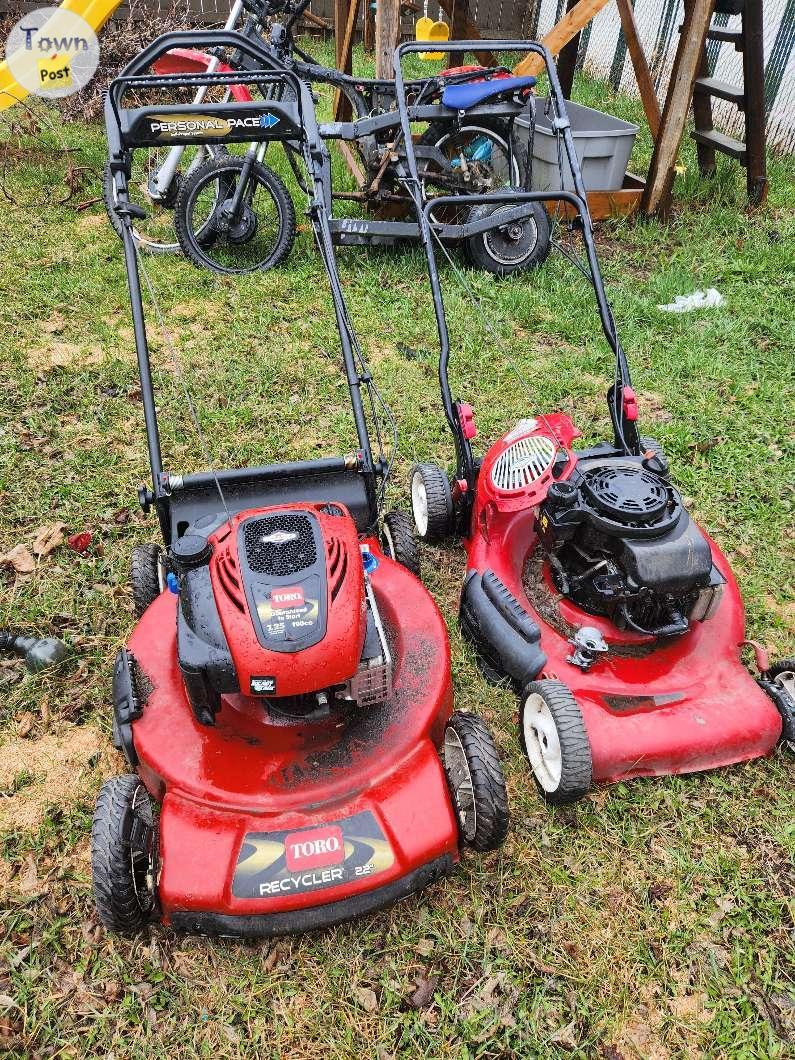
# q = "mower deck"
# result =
<box><xmin>467</xmin><ymin>506</ymin><xmax>782</xmax><ymax>784</ymax></box>
<box><xmin>127</xmin><ymin>544</ymin><xmax>458</xmax><ymax>935</ymax></box>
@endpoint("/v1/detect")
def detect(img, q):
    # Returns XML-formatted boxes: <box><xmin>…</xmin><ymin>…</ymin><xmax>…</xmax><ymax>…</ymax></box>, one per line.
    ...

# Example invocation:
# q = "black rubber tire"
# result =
<box><xmin>519</xmin><ymin>680</ymin><xmax>593</xmax><ymax>805</ymax></box>
<box><xmin>763</xmin><ymin>659</ymin><xmax>795</xmax><ymax>746</ymax></box>
<box><xmin>443</xmin><ymin>711</ymin><xmax>509</xmax><ymax>852</ymax></box>
<box><xmin>130</xmin><ymin>543</ymin><xmax>163</xmax><ymax>619</ymax></box>
<box><xmin>410</xmin><ymin>463</ymin><xmax>453</xmax><ymax>543</ymax></box>
<box><xmin>465</xmin><ymin>196</ymin><xmax>551</xmax><ymax>277</ymax></box>
<box><xmin>174</xmin><ymin>155</ymin><xmax>296</xmax><ymax>274</ymax></box>
<box><xmin>381</xmin><ymin>510</ymin><xmax>420</xmax><ymax>578</ymax></box>
<box><xmin>91</xmin><ymin>774</ymin><xmax>158</xmax><ymax>934</ymax></box>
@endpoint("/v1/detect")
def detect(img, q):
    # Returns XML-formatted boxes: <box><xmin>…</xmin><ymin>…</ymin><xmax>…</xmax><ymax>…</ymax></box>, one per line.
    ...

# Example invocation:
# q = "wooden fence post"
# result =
<box><xmin>375</xmin><ymin>0</ymin><xmax>401</xmax><ymax>78</ymax></box>
<box><xmin>640</xmin><ymin>0</ymin><xmax>715</xmax><ymax>217</ymax></box>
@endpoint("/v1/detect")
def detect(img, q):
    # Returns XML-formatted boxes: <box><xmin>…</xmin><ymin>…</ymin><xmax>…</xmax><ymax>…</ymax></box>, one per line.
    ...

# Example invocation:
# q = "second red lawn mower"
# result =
<box><xmin>394</xmin><ymin>40</ymin><xmax>795</xmax><ymax>805</ymax></box>
<box><xmin>91</xmin><ymin>30</ymin><xmax>508</xmax><ymax>938</ymax></box>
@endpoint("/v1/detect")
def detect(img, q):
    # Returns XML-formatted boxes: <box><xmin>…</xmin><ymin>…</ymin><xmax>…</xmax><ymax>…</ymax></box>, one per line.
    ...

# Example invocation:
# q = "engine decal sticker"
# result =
<box><xmin>232</xmin><ymin>811</ymin><xmax>395</xmax><ymax>899</ymax></box>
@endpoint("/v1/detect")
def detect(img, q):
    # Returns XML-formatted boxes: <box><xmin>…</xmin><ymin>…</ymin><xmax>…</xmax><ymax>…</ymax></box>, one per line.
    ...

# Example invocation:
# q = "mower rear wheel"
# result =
<box><xmin>411</xmin><ymin>464</ymin><xmax>453</xmax><ymax>542</ymax></box>
<box><xmin>520</xmin><ymin>681</ymin><xmax>592</xmax><ymax>804</ymax></box>
<box><xmin>130</xmin><ymin>544</ymin><xmax>164</xmax><ymax>619</ymax></box>
<box><xmin>465</xmin><ymin>197</ymin><xmax>551</xmax><ymax>277</ymax></box>
<box><xmin>91</xmin><ymin>775</ymin><xmax>158</xmax><ymax>934</ymax></box>
<box><xmin>382</xmin><ymin>510</ymin><xmax>421</xmax><ymax>578</ymax></box>
<box><xmin>443</xmin><ymin>712</ymin><xmax>509</xmax><ymax>851</ymax></box>
<box><xmin>763</xmin><ymin>659</ymin><xmax>795</xmax><ymax>749</ymax></box>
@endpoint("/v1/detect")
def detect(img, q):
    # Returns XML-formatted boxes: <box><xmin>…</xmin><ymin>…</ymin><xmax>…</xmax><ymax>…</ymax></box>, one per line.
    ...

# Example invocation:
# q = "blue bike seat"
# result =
<box><xmin>441</xmin><ymin>75</ymin><xmax>536</xmax><ymax>110</ymax></box>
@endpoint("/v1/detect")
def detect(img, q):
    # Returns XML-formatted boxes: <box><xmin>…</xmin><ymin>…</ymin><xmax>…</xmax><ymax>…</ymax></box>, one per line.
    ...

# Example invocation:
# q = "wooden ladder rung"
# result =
<box><xmin>706</xmin><ymin>25</ymin><xmax>744</xmax><ymax>49</ymax></box>
<box><xmin>691</xmin><ymin>128</ymin><xmax>748</xmax><ymax>163</ymax></box>
<box><xmin>694</xmin><ymin>76</ymin><xmax>746</xmax><ymax>107</ymax></box>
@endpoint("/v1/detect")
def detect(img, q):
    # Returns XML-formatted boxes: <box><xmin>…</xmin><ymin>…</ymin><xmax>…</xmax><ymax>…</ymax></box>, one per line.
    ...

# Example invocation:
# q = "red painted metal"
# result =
<box><xmin>209</xmin><ymin>503</ymin><xmax>365</xmax><ymax>698</ymax></box>
<box><xmin>464</xmin><ymin>415</ymin><xmax>782</xmax><ymax>784</ymax></box>
<box><xmin>128</xmin><ymin>539</ymin><xmax>457</xmax><ymax>922</ymax></box>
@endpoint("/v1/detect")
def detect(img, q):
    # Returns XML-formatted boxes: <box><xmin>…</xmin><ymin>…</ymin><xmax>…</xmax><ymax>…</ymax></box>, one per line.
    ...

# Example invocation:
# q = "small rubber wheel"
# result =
<box><xmin>91</xmin><ymin>775</ymin><xmax>158</xmax><ymax>934</ymax></box>
<box><xmin>410</xmin><ymin>464</ymin><xmax>453</xmax><ymax>542</ymax></box>
<box><xmin>763</xmin><ymin>659</ymin><xmax>795</xmax><ymax>749</ymax></box>
<box><xmin>640</xmin><ymin>436</ymin><xmax>669</xmax><ymax>474</ymax></box>
<box><xmin>381</xmin><ymin>510</ymin><xmax>421</xmax><ymax>578</ymax></box>
<box><xmin>465</xmin><ymin>196</ymin><xmax>551</xmax><ymax>277</ymax></box>
<box><xmin>519</xmin><ymin>680</ymin><xmax>593</xmax><ymax>804</ymax></box>
<box><xmin>130</xmin><ymin>544</ymin><xmax>164</xmax><ymax>619</ymax></box>
<box><xmin>175</xmin><ymin>155</ymin><xmax>296</xmax><ymax>274</ymax></box>
<box><xmin>443</xmin><ymin>712</ymin><xmax>509</xmax><ymax>851</ymax></box>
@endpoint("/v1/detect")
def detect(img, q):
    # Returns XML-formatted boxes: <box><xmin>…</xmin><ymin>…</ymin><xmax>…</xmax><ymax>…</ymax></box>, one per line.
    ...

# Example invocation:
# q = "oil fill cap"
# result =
<box><xmin>170</xmin><ymin>534</ymin><xmax>212</xmax><ymax>570</ymax></box>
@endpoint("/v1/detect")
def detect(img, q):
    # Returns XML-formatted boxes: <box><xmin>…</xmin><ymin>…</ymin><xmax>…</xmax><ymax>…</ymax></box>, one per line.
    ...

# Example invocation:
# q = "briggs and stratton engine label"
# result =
<box><xmin>232</xmin><ymin>811</ymin><xmax>395</xmax><ymax>899</ymax></box>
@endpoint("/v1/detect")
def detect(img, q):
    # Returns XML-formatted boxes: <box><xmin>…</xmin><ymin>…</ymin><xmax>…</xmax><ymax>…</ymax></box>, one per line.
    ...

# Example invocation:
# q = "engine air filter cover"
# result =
<box><xmin>491</xmin><ymin>434</ymin><xmax>557</xmax><ymax>493</ymax></box>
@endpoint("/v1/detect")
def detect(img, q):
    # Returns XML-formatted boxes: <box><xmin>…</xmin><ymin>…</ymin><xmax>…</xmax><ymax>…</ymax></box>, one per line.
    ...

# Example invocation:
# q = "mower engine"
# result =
<box><xmin>172</xmin><ymin>502</ymin><xmax>391</xmax><ymax>724</ymax></box>
<box><xmin>537</xmin><ymin>456</ymin><xmax>725</xmax><ymax>638</ymax></box>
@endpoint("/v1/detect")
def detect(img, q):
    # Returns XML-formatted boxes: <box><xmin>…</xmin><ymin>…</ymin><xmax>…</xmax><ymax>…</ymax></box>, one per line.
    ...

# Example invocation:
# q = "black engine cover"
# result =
<box><xmin>619</xmin><ymin>512</ymin><xmax>712</xmax><ymax>594</ymax></box>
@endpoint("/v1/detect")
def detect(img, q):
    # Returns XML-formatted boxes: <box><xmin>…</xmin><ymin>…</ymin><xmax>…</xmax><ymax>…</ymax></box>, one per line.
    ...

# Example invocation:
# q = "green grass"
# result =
<box><xmin>0</xmin><ymin>46</ymin><xmax>794</xmax><ymax>1059</ymax></box>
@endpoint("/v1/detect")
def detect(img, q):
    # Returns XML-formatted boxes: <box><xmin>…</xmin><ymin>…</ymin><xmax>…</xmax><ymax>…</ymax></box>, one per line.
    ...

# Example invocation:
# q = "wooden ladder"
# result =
<box><xmin>691</xmin><ymin>0</ymin><xmax>768</xmax><ymax>204</ymax></box>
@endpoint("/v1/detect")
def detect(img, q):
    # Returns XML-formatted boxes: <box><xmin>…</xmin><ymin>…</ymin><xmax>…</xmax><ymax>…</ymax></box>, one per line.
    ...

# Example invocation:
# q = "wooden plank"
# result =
<box><xmin>363</xmin><ymin>0</ymin><xmax>375</xmax><ymax>52</ymax></box>
<box><xmin>545</xmin><ymin>173</ymin><xmax>646</xmax><ymax>220</ymax></box>
<box><xmin>375</xmin><ymin>0</ymin><xmax>401</xmax><ymax>78</ymax></box>
<box><xmin>513</xmin><ymin>0</ymin><xmax>610</xmax><ymax>78</ymax></box>
<box><xmin>337</xmin><ymin>140</ymin><xmax>366</xmax><ymax>186</ymax></box>
<box><xmin>615</xmin><ymin>0</ymin><xmax>661</xmax><ymax>138</ymax></box>
<box><xmin>334</xmin><ymin>0</ymin><xmax>360</xmax><ymax>121</ymax></box>
<box><xmin>641</xmin><ymin>0</ymin><xmax>715</xmax><ymax>217</ymax></box>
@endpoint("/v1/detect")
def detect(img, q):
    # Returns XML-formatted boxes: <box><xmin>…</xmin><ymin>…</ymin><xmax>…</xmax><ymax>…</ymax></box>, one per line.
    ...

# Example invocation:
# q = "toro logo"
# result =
<box><xmin>284</xmin><ymin>825</ymin><xmax>345</xmax><ymax>871</ymax></box>
<box><xmin>271</xmin><ymin>586</ymin><xmax>304</xmax><ymax>609</ymax></box>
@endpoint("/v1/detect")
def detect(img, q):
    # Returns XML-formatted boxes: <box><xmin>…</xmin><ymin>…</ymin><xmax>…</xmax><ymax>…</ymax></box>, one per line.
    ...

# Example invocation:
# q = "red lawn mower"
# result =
<box><xmin>396</xmin><ymin>41</ymin><xmax>795</xmax><ymax>805</ymax></box>
<box><xmin>91</xmin><ymin>31</ymin><xmax>508</xmax><ymax>938</ymax></box>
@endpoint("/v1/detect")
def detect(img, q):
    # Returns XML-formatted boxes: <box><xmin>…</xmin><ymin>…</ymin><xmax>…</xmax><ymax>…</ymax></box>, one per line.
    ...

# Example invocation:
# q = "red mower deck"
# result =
<box><xmin>126</xmin><ymin>545</ymin><xmax>458</xmax><ymax>935</ymax></box>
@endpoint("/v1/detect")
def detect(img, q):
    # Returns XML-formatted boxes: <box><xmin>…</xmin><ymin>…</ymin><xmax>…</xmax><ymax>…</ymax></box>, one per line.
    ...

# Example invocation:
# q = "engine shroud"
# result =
<box><xmin>173</xmin><ymin>503</ymin><xmax>391</xmax><ymax>724</ymax></box>
<box><xmin>537</xmin><ymin>458</ymin><xmax>724</xmax><ymax>637</ymax></box>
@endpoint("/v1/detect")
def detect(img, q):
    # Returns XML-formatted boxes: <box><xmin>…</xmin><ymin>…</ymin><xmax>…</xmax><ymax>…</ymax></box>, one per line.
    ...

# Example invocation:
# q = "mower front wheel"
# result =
<box><xmin>91</xmin><ymin>775</ymin><xmax>158</xmax><ymax>934</ymax></box>
<box><xmin>130</xmin><ymin>544</ymin><xmax>165</xmax><ymax>618</ymax></box>
<box><xmin>381</xmin><ymin>510</ymin><xmax>421</xmax><ymax>578</ymax></box>
<box><xmin>443</xmin><ymin>712</ymin><xmax>509</xmax><ymax>852</ymax></box>
<box><xmin>410</xmin><ymin>463</ymin><xmax>453</xmax><ymax>542</ymax></box>
<box><xmin>520</xmin><ymin>680</ymin><xmax>593</xmax><ymax>805</ymax></box>
<box><xmin>762</xmin><ymin>659</ymin><xmax>795</xmax><ymax>749</ymax></box>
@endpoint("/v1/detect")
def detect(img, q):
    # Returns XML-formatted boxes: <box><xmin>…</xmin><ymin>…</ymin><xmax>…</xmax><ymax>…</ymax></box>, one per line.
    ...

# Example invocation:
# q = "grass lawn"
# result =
<box><xmin>0</xmin><ymin>41</ymin><xmax>793</xmax><ymax>1059</ymax></box>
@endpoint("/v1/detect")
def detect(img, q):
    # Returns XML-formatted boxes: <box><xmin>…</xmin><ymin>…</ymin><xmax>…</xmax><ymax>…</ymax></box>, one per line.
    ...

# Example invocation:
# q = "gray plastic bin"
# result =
<box><xmin>517</xmin><ymin>99</ymin><xmax>639</xmax><ymax>193</ymax></box>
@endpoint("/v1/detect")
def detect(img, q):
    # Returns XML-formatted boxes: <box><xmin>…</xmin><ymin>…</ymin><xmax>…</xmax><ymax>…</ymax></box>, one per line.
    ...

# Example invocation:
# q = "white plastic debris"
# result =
<box><xmin>657</xmin><ymin>288</ymin><xmax>725</xmax><ymax>313</ymax></box>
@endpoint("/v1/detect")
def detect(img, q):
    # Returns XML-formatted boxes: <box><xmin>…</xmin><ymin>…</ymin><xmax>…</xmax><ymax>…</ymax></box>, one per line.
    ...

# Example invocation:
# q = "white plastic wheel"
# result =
<box><xmin>522</xmin><ymin>692</ymin><xmax>563</xmax><ymax>793</ymax></box>
<box><xmin>411</xmin><ymin>470</ymin><xmax>429</xmax><ymax>538</ymax></box>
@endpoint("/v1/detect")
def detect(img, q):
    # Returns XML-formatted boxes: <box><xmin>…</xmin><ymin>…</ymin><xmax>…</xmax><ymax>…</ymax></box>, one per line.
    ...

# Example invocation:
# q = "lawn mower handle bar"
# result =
<box><xmin>393</xmin><ymin>40</ymin><xmax>639</xmax><ymax>478</ymax></box>
<box><xmin>107</xmin><ymin>32</ymin><xmax>383</xmax><ymax>536</ymax></box>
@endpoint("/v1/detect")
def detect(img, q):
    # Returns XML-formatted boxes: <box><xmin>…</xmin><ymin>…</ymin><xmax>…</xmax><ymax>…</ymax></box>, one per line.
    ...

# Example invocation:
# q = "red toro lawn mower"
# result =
<box><xmin>91</xmin><ymin>31</ymin><xmax>508</xmax><ymax>937</ymax></box>
<box><xmin>395</xmin><ymin>41</ymin><xmax>795</xmax><ymax>805</ymax></box>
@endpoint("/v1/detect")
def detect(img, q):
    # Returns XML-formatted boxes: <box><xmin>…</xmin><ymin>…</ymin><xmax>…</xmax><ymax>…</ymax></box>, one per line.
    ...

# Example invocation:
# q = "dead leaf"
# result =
<box><xmin>551</xmin><ymin>1021</ymin><xmax>578</xmax><ymax>1048</ymax></box>
<box><xmin>408</xmin><ymin>974</ymin><xmax>438</xmax><ymax>1010</ymax></box>
<box><xmin>354</xmin><ymin>987</ymin><xmax>378</xmax><ymax>1013</ymax></box>
<box><xmin>17</xmin><ymin>713</ymin><xmax>34</xmax><ymax>738</ymax></box>
<box><xmin>67</xmin><ymin>532</ymin><xmax>92</xmax><ymax>554</ymax></box>
<box><xmin>18</xmin><ymin>854</ymin><xmax>42</xmax><ymax>896</ymax></box>
<box><xmin>0</xmin><ymin>545</ymin><xmax>35</xmax><ymax>574</ymax></box>
<box><xmin>416</xmin><ymin>938</ymin><xmax>434</xmax><ymax>957</ymax></box>
<box><xmin>32</xmin><ymin>523</ymin><xmax>66</xmax><ymax>557</ymax></box>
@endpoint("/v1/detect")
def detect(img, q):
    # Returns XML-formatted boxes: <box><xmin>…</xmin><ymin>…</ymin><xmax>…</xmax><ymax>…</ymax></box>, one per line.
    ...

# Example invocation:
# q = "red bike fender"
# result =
<box><xmin>152</xmin><ymin>49</ymin><xmax>253</xmax><ymax>102</ymax></box>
